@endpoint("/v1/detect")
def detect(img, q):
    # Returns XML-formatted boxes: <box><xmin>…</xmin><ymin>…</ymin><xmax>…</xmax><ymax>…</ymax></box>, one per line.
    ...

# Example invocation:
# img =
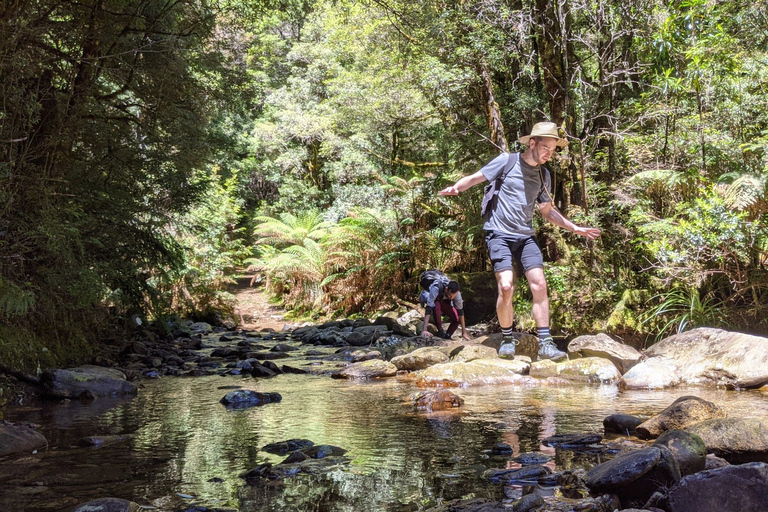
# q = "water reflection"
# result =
<box><xmin>1</xmin><ymin>373</ymin><xmax>767</xmax><ymax>511</ymax></box>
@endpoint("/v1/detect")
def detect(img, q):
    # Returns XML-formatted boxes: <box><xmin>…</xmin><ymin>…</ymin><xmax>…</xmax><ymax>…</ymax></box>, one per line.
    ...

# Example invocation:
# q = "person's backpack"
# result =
<box><xmin>419</xmin><ymin>269</ymin><xmax>448</xmax><ymax>291</ymax></box>
<box><xmin>480</xmin><ymin>152</ymin><xmax>520</xmax><ymax>221</ymax></box>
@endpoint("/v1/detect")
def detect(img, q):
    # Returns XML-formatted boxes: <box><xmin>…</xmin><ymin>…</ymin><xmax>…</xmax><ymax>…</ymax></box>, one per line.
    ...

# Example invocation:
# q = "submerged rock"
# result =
<box><xmin>424</xmin><ymin>497</ymin><xmax>506</xmax><ymax>511</ymax></box>
<box><xmin>0</xmin><ymin>422</ymin><xmax>48</xmax><ymax>456</ymax></box>
<box><xmin>72</xmin><ymin>497</ymin><xmax>141</xmax><ymax>512</ymax></box>
<box><xmin>262</xmin><ymin>439</ymin><xmax>314</xmax><ymax>454</ymax></box>
<box><xmin>603</xmin><ymin>413</ymin><xmax>644</xmax><ymax>435</ymax></box>
<box><xmin>413</xmin><ymin>389</ymin><xmax>464</xmax><ymax>412</ymax></box>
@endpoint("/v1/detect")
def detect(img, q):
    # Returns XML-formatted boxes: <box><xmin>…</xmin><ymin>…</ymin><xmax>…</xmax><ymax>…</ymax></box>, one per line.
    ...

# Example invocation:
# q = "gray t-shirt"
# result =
<box><xmin>480</xmin><ymin>152</ymin><xmax>551</xmax><ymax>236</ymax></box>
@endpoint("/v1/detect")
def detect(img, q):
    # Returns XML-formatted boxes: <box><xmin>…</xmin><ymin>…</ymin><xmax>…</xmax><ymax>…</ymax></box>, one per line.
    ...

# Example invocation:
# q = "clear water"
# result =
<box><xmin>2</xmin><ymin>364</ymin><xmax>768</xmax><ymax>511</ymax></box>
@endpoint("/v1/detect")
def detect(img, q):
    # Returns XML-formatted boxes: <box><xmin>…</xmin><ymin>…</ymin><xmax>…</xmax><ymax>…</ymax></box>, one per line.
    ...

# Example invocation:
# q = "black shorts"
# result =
<box><xmin>485</xmin><ymin>232</ymin><xmax>544</xmax><ymax>274</ymax></box>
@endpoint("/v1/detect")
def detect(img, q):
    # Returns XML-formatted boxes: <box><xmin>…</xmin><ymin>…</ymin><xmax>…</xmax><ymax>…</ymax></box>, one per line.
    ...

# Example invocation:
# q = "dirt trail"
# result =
<box><xmin>230</xmin><ymin>274</ymin><xmax>289</xmax><ymax>331</ymax></box>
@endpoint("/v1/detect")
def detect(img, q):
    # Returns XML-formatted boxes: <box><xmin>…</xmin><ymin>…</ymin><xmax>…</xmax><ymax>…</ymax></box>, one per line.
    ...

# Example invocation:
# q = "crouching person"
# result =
<box><xmin>418</xmin><ymin>269</ymin><xmax>471</xmax><ymax>341</ymax></box>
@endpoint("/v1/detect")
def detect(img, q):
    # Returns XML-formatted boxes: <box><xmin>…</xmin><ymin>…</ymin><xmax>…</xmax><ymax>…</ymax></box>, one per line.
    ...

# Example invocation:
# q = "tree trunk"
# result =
<box><xmin>479</xmin><ymin>61</ymin><xmax>508</xmax><ymax>152</ymax></box>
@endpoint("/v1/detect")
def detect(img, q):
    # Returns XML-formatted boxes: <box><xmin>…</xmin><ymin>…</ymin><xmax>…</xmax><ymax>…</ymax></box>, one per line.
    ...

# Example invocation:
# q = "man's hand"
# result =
<box><xmin>573</xmin><ymin>226</ymin><xmax>602</xmax><ymax>240</ymax></box>
<box><xmin>421</xmin><ymin>330</ymin><xmax>434</xmax><ymax>338</ymax></box>
<box><xmin>461</xmin><ymin>332</ymin><xmax>472</xmax><ymax>341</ymax></box>
<box><xmin>439</xmin><ymin>185</ymin><xmax>459</xmax><ymax>196</ymax></box>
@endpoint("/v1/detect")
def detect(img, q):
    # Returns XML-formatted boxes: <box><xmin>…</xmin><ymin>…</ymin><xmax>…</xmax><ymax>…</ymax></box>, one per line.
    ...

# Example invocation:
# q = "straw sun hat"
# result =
<box><xmin>517</xmin><ymin>121</ymin><xmax>569</xmax><ymax>148</ymax></box>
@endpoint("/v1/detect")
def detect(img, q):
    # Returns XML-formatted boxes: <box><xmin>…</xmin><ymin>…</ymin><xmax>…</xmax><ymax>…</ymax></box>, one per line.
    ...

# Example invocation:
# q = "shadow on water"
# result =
<box><xmin>2</xmin><ymin>372</ymin><xmax>768</xmax><ymax>511</ymax></box>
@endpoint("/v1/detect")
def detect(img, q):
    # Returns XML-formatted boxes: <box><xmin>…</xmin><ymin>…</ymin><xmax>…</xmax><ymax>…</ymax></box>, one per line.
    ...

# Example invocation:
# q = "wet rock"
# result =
<box><xmin>414</xmin><ymin>358</ymin><xmax>529</xmax><ymax>387</ymax></box>
<box><xmin>666</xmin><ymin>462</ymin><xmax>768</xmax><ymax>512</ymax></box>
<box><xmin>513</xmin><ymin>452</ymin><xmax>551</xmax><ymax>465</ymax></box>
<box><xmin>281</xmin><ymin>364</ymin><xmax>309</xmax><ymax>374</ymax></box>
<box><xmin>604</xmin><ymin>414</ymin><xmax>643</xmax><ymax>435</ymax></box>
<box><xmin>262</xmin><ymin>439</ymin><xmax>314</xmax><ymax>454</ymax></box>
<box><xmin>529</xmin><ymin>357</ymin><xmax>622</xmax><ymax>384</ymax></box>
<box><xmin>586</xmin><ymin>446</ymin><xmax>681</xmax><ymax>508</ymax></box>
<box><xmin>704</xmin><ymin>453</ymin><xmax>730</xmax><ymax>469</ymax></box>
<box><xmin>686</xmin><ymin>417</ymin><xmax>768</xmax><ymax>463</ymax></box>
<box><xmin>372</xmin><ymin>316</ymin><xmax>414</xmax><ymax>337</ymax></box>
<box><xmin>271</xmin><ymin>344</ymin><xmax>299</xmax><ymax>352</ymax></box>
<box><xmin>653</xmin><ymin>430</ymin><xmax>706</xmax><ymax>476</ymax></box>
<box><xmin>210</xmin><ymin>348</ymin><xmax>239</xmax><ymax>358</ymax></box>
<box><xmin>635</xmin><ymin>396</ymin><xmax>727</xmax><ymax>439</ymax></box>
<box><xmin>331</xmin><ymin>359</ymin><xmax>397</xmax><ymax>379</ymax></box>
<box><xmin>40</xmin><ymin>365</ymin><xmax>137</xmax><ymax>399</ymax></box>
<box><xmin>511</xmin><ymin>493</ymin><xmax>544</xmax><ymax>512</ymax></box>
<box><xmin>281</xmin><ymin>450</ymin><xmax>309</xmax><ymax>464</ymax></box>
<box><xmin>490</xmin><ymin>442</ymin><xmax>512</xmax><ymax>455</ymax></box>
<box><xmin>542</xmin><ymin>433</ymin><xmax>603</xmax><ymax>448</ymax></box>
<box><xmin>347</xmin><ymin>349</ymin><xmax>383</xmax><ymax>363</ymax></box>
<box><xmin>567</xmin><ymin>333</ymin><xmax>642</xmax><ymax>373</ymax></box>
<box><xmin>413</xmin><ymin>389</ymin><xmax>464</xmax><ymax>412</ymax></box>
<box><xmin>484</xmin><ymin>465</ymin><xmax>552</xmax><ymax>483</ymax></box>
<box><xmin>424</xmin><ymin>497</ymin><xmax>506</xmax><ymax>511</ymax></box>
<box><xmin>0</xmin><ymin>422</ymin><xmax>48</xmax><ymax>456</ymax></box>
<box><xmin>302</xmin><ymin>444</ymin><xmax>347</xmax><ymax>458</ymax></box>
<box><xmin>344</xmin><ymin>330</ymin><xmax>376</xmax><ymax>346</ymax></box>
<box><xmin>619</xmin><ymin>357</ymin><xmax>681</xmax><ymax>389</ymax></box>
<box><xmin>72</xmin><ymin>497</ymin><xmax>141</xmax><ymax>512</ymax></box>
<box><xmin>219</xmin><ymin>390</ymin><xmax>282</xmax><ymax>408</ymax></box>
<box><xmin>391</xmin><ymin>347</ymin><xmax>449</xmax><ymax>371</ymax></box>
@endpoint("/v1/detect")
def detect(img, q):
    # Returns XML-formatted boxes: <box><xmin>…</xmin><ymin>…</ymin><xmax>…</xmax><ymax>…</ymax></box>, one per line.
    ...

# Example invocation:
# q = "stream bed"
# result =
<box><xmin>2</xmin><ymin>356</ymin><xmax>768</xmax><ymax>511</ymax></box>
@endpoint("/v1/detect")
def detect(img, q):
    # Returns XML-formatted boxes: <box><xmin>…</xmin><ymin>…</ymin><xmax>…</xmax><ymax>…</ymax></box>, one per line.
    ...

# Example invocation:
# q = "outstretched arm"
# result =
<box><xmin>439</xmin><ymin>170</ymin><xmax>488</xmax><ymax>195</ymax></box>
<box><xmin>538</xmin><ymin>202</ymin><xmax>601</xmax><ymax>239</ymax></box>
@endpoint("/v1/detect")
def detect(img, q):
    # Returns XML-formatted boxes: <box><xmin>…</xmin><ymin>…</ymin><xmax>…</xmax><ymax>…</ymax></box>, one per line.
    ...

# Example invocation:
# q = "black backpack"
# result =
<box><xmin>419</xmin><ymin>269</ymin><xmax>448</xmax><ymax>291</ymax></box>
<box><xmin>480</xmin><ymin>152</ymin><xmax>519</xmax><ymax>221</ymax></box>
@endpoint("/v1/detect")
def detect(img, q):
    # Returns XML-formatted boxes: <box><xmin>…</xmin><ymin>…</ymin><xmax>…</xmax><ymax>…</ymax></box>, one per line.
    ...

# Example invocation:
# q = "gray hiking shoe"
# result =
<box><xmin>537</xmin><ymin>337</ymin><xmax>567</xmax><ymax>362</ymax></box>
<box><xmin>498</xmin><ymin>336</ymin><xmax>518</xmax><ymax>359</ymax></box>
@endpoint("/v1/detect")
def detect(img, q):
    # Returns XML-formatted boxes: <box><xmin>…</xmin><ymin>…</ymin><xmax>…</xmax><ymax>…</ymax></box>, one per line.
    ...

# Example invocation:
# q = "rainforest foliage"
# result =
<box><xmin>2</xmin><ymin>0</ymin><xmax>768</xmax><ymax>369</ymax></box>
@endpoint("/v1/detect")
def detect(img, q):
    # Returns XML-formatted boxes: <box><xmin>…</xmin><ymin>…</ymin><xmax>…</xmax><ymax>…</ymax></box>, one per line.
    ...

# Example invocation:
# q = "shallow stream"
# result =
<box><xmin>2</xmin><ymin>354</ymin><xmax>768</xmax><ymax>511</ymax></box>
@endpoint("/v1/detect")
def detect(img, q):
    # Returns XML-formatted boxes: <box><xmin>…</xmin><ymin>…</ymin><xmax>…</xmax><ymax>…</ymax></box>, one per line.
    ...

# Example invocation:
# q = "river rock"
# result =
<box><xmin>604</xmin><ymin>414</ymin><xmax>643</xmax><ymax>435</ymax></box>
<box><xmin>567</xmin><ymin>333</ymin><xmax>642</xmax><ymax>373</ymax></box>
<box><xmin>479</xmin><ymin>332</ymin><xmax>539</xmax><ymax>359</ymax></box>
<box><xmin>331</xmin><ymin>359</ymin><xmax>398</xmax><ymax>379</ymax></box>
<box><xmin>586</xmin><ymin>446</ymin><xmax>681</xmax><ymax>508</ymax></box>
<box><xmin>413</xmin><ymin>389</ymin><xmax>464</xmax><ymax>411</ymax></box>
<box><xmin>653</xmin><ymin>430</ymin><xmax>707</xmax><ymax>476</ymax></box>
<box><xmin>262</xmin><ymin>439</ymin><xmax>314</xmax><ymax>453</ymax></box>
<box><xmin>441</xmin><ymin>343</ymin><xmax>499</xmax><ymax>362</ymax></box>
<box><xmin>542</xmin><ymin>433</ymin><xmax>603</xmax><ymax>448</ymax></box>
<box><xmin>619</xmin><ymin>357</ymin><xmax>681</xmax><ymax>389</ymax></box>
<box><xmin>484</xmin><ymin>464</ymin><xmax>552</xmax><ymax>483</ymax></box>
<box><xmin>72</xmin><ymin>498</ymin><xmax>141</xmax><ymax>512</ymax></box>
<box><xmin>666</xmin><ymin>462</ymin><xmax>768</xmax><ymax>512</ymax></box>
<box><xmin>686</xmin><ymin>417</ymin><xmax>768</xmax><ymax>463</ymax></box>
<box><xmin>414</xmin><ymin>358</ymin><xmax>529</xmax><ymax>387</ymax></box>
<box><xmin>643</xmin><ymin>328</ymin><xmax>768</xmax><ymax>388</ymax></box>
<box><xmin>635</xmin><ymin>396</ymin><xmax>727</xmax><ymax>439</ymax></box>
<box><xmin>40</xmin><ymin>365</ymin><xmax>137</xmax><ymax>399</ymax></box>
<box><xmin>391</xmin><ymin>347</ymin><xmax>449</xmax><ymax>371</ymax></box>
<box><xmin>529</xmin><ymin>357</ymin><xmax>622</xmax><ymax>384</ymax></box>
<box><xmin>219</xmin><ymin>389</ymin><xmax>282</xmax><ymax>408</ymax></box>
<box><xmin>424</xmin><ymin>498</ymin><xmax>506</xmax><ymax>512</ymax></box>
<box><xmin>0</xmin><ymin>422</ymin><xmax>48</xmax><ymax>456</ymax></box>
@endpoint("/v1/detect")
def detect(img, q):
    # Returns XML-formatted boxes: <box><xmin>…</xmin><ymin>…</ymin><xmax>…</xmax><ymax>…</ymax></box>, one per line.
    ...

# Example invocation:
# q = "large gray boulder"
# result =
<box><xmin>567</xmin><ymin>333</ymin><xmax>642</xmax><ymax>373</ymax></box>
<box><xmin>40</xmin><ymin>365</ymin><xmax>137</xmax><ymax>399</ymax></box>
<box><xmin>414</xmin><ymin>358</ymin><xmax>529</xmax><ymax>387</ymax></box>
<box><xmin>0</xmin><ymin>422</ymin><xmax>48</xmax><ymax>456</ymax></box>
<box><xmin>666</xmin><ymin>462</ymin><xmax>768</xmax><ymax>512</ymax></box>
<box><xmin>644</xmin><ymin>328</ymin><xmax>768</xmax><ymax>388</ymax></box>
<box><xmin>529</xmin><ymin>357</ymin><xmax>622</xmax><ymax>384</ymax></box>
<box><xmin>619</xmin><ymin>357</ymin><xmax>681</xmax><ymax>389</ymax></box>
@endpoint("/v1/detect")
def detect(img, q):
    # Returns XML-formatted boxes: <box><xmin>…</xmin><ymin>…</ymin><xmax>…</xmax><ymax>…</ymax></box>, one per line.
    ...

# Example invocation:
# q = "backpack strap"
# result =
<box><xmin>500</xmin><ymin>152</ymin><xmax>519</xmax><ymax>182</ymax></box>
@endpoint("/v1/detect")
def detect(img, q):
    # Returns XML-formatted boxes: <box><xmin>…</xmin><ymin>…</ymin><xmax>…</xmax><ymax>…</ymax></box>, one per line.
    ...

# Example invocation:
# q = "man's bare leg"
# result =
<box><xmin>526</xmin><ymin>267</ymin><xmax>566</xmax><ymax>361</ymax></box>
<box><xmin>496</xmin><ymin>269</ymin><xmax>517</xmax><ymax>358</ymax></box>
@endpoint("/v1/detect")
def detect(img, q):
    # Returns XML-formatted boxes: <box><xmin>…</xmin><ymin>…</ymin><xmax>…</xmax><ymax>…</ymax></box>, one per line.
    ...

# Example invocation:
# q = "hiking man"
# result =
<box><xmin>438</xmin><ymin>122</ymin><xmax>601</xmax><ymax>360</ymax></box>
<box><xmin>418</xmin><ymin>270</ymin><xmax>471</xmax><ymax>341</ymax></box>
